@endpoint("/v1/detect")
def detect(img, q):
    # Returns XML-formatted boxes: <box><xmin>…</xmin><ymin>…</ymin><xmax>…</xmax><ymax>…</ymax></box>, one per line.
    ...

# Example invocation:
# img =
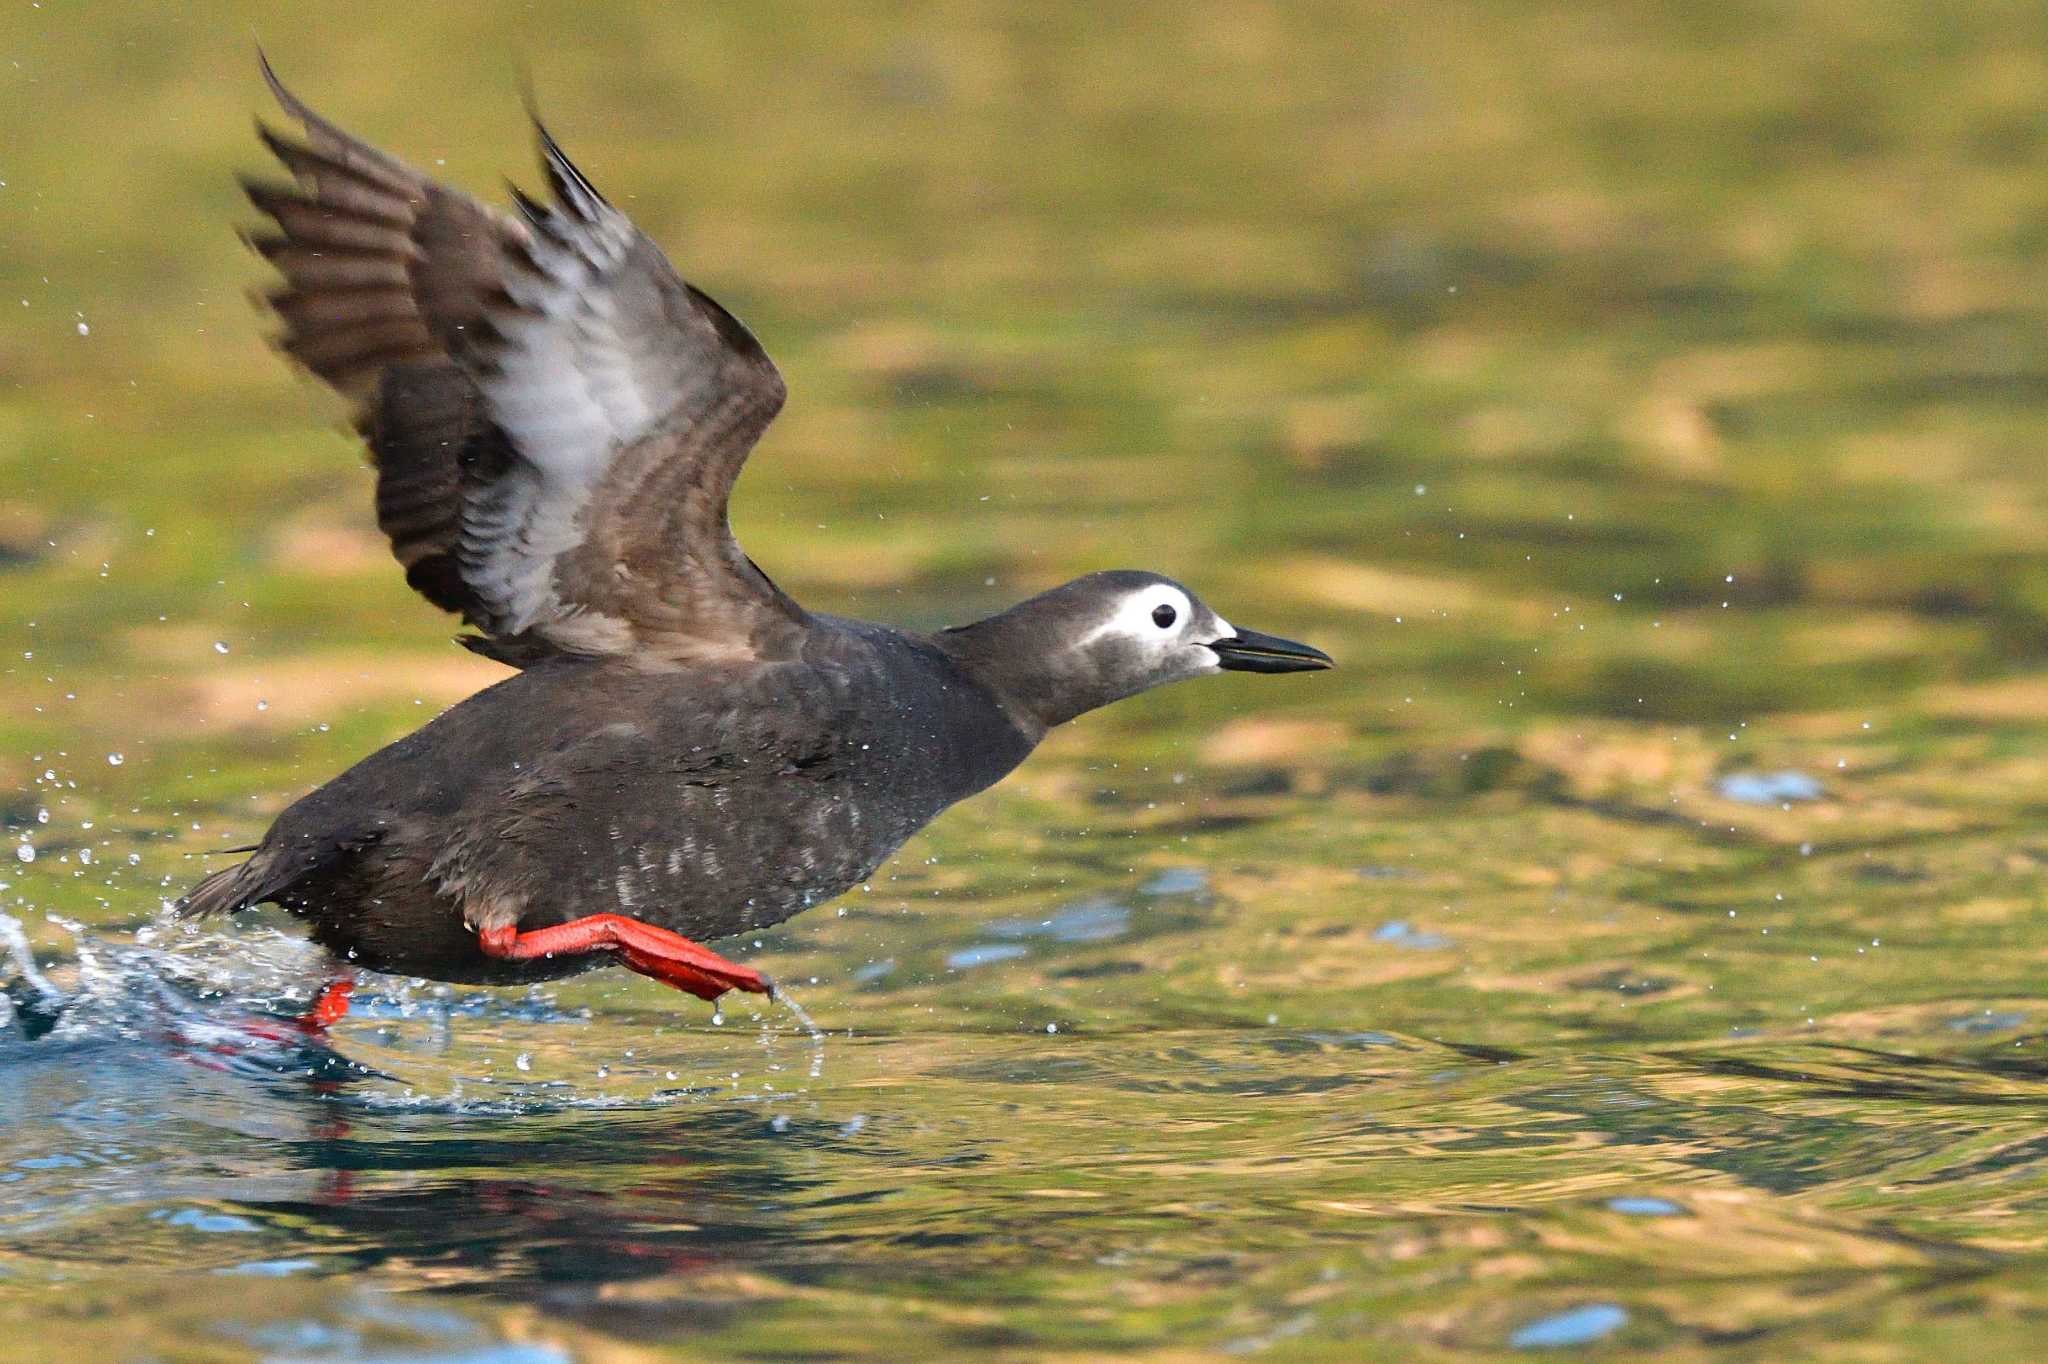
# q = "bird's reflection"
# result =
<box><xmin>251</xmin><ymin>1103</ymin><xmax>810</xmax><ymax>1295</ymax></box>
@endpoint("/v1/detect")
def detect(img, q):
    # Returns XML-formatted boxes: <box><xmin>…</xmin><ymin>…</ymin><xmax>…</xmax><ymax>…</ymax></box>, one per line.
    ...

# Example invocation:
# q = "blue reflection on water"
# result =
<box><xmin>1606</xmin><ymin>1196</ymin><xmax>1684</xmax><ymax>1217</ymax></box>
<box><xmin>1509</xmin><ymin>1303</ymin><xmax>1628</xmax><ymax>1349</ymax></box>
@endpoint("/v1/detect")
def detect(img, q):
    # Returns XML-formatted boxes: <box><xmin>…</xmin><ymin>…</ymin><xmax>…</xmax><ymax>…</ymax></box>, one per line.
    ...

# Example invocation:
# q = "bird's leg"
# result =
<box><xmin>475</xmin><ymin>914</ymin><xmax>772</xmax><ymax>1003</ymax></box>
<box><xmin>297</xmin><ymin>974</ymin><xmax>355</xmax><ymax>1032</ymax></box>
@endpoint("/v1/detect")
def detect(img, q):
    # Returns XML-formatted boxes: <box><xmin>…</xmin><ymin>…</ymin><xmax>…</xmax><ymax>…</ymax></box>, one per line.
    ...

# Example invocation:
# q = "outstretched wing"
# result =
<box><xmin>242</xmin><ymin>55</ymin><xmax>807</xmax><ymax>664</ymax></box>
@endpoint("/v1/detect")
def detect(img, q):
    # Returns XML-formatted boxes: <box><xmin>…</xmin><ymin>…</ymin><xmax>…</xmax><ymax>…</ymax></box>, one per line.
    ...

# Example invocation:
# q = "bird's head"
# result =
<box><xmin>941</xmin><ymin>570</ymin><xmax>1332</xmax><ymax>730</ymax></box>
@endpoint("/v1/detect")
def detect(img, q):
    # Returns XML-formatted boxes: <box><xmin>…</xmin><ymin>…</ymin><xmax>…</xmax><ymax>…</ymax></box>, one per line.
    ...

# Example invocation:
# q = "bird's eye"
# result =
<box><xmin>1152</xmin><ymin>603</ymin><xmax>1178</xmax><ymax>629</ymax></box>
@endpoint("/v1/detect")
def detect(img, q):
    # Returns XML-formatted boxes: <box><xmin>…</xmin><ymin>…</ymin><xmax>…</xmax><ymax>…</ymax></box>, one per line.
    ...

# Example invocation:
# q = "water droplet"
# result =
<box><xmin>14</xmin><ymin>845</ymin><xmax>33</xmax><ymax>864</ymax></box>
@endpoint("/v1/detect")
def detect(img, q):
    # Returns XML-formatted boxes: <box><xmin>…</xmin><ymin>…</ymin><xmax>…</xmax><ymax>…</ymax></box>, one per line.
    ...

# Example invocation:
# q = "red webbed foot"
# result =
<box><xmin>298</xmin><ymin>975</ymin><xmax>355</xmax><ymax>1032</ymax></box>
<box><xmin>476</xmin><ymin>913</ymin><xmax>772</xmax><ymax>1003</ymax></box>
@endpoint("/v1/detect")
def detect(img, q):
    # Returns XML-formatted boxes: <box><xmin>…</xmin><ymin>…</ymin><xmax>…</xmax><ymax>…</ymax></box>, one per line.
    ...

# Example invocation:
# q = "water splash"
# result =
<box><xmin>771</xmin><ymin>980</ymin><xmax>828</xmax><ymax>1079</ymax></box>
<box><xmin>0</xmin><ymin>913</ymin><xmax>66</xmax><ymax>1028</ymax></box>
<box><xmin>2</xmin><ymin>909</ymin><xmax>830</xmax><ymax>1107</ymax></box>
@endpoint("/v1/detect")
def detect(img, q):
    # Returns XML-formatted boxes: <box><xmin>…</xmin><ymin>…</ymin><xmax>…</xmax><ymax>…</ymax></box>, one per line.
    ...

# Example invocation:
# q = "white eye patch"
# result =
<box><xmin>1078</xmin><ymin>584</ymin><xmax>1196</xmax><ymax>647</ymax></box>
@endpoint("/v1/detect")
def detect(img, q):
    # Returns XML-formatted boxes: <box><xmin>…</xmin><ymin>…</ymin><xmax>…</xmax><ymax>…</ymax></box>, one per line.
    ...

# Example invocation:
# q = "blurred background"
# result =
<box><xmin>4</xmin><ymin>3</ymin><xmax>2048</xmax><ymax>1361</ymax></box>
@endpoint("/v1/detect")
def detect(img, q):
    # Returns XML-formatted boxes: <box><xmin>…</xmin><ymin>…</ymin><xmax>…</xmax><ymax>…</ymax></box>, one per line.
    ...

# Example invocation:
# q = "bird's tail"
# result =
<box><xmin>176</xmin><ymin>858</ymin><xmax>267</xmax><ymax>919</ymax></box>
<box><xmin>176</xmin><ymin>834</ymin><xmax>361</xmax><ymax>920</ymax></box>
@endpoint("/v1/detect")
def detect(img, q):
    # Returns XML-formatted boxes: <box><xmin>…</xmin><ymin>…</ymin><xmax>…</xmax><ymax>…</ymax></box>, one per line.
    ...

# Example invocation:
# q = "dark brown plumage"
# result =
<box><xmin>184</xmin><ymin>59</ymin><xmax>1331</xmax><ymax>1009</ymax></box>
<box><xmin>238</xmin><ymin>53</ymin><xmax>799</xmax><ymax>665</ymax></box>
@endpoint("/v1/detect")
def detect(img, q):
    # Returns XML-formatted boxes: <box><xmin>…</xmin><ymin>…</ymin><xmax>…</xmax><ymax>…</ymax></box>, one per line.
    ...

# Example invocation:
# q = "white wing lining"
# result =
<box><xmin>460</xmin><ymin>160</ymin><xmax>663</xmax><ymax>633</ymax></box>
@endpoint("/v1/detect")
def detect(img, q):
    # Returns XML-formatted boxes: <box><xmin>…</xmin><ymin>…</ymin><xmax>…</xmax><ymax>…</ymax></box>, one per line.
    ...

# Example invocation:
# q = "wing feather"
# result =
<box><xmin>241</xmin><ymin>54</ymin><xmax>802</xmax><ymax>661</ymax></box>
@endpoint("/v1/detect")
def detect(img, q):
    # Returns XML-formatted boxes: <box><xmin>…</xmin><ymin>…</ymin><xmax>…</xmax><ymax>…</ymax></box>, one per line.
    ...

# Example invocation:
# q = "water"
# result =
<box><xmin>7</xmin><ymin>2</ymin><xmax>2048</xmax><ymax>1358</ymax></box>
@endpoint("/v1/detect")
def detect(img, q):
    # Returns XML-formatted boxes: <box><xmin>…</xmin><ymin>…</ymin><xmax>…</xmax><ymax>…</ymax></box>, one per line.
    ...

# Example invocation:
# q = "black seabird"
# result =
<box><xmin>180</xmin><ymin>60</ymin><xmax>1333</xmax><ymax>1016</ymax></box>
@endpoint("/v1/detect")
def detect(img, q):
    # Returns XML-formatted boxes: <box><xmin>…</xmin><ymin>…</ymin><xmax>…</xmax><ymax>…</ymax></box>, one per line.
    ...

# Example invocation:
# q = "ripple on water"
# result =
<box><xmin>219</xmin><ymin>1287</ymin><xmax>570</xmax><ymax>1362</ymax></box>
<box><xmin>987</xmin><ymin>897</ymin><xmax>1132</xmax><ymax>943</ymax></box>
<box><xmin>1715</xmin><ymin>770</ymin><xmax>1824</xmax><ymax>805</ymax></box>
<box><xmin>1139</xmin><ymin>867</ymin><xmax>1208</xmax><ymax>896</ymax></box>
<box><xmin>1606</xmin><ymin>1196</ymin><xmax>1685</xmax><ymax>1217</ymax></box>
<box><xmin>1372</xmin><ymin>920</ymin><xmax>1451</xmax><ymax>949</ymax></box>
<box><xmin>1509</xmin><ymin>1304</ymin><xmax>1629</xmax><ymax>1349</ymax></box>
<box><xmin>945</xmin><ymin>943</ymin><xmax>1030</xmax><ymax>970</ymax></box>
<box><xmin>160</xmin><ymin>1208</ymin><xmax>259</xmax><ymax>1233</ymax></box>
<box><xmin>217</xmin><ymin>1258</ymin><xmax>319</xmax><ymax>1278</ymax></box>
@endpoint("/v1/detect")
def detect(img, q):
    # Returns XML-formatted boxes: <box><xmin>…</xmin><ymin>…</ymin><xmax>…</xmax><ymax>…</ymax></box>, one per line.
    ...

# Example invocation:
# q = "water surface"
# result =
<box><xmin>5</xmin><ymin>3</ymin><xmax>2048</xmax><ymax>1359</ymax></box>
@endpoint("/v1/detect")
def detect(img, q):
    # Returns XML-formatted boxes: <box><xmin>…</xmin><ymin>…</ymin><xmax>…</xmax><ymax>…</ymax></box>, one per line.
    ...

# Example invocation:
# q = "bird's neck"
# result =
<box><xmin>935</xmin><ymin>613</ymin><xmax>1098</xmax><ymax>733</ymax></box>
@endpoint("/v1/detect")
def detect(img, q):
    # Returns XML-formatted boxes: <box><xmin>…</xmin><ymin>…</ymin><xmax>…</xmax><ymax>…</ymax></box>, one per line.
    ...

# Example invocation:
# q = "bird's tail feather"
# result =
<box><xmin>175</xmin><ymin>833</ymin><xmax>366</xmax><ymax>920</ymax></box>
<box><xmin>176</xmin><ymin>859</ymin><xmax>265</xmax><ymax>919</ymax></box>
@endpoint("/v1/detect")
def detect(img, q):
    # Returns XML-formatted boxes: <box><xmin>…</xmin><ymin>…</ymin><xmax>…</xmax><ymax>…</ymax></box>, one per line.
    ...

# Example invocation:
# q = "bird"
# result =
<box><xmin>178</xmin><ymin>57</ymin><xmax>1333</xmax><ymax>1020</ymax></box>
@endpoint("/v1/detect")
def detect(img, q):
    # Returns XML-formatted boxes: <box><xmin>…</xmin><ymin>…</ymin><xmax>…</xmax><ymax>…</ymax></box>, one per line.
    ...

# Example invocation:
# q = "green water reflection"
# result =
<box><xmin>4</xmin><ymin>2</ymin><xmax>2048</xmax><ymax>1359</ymax></box>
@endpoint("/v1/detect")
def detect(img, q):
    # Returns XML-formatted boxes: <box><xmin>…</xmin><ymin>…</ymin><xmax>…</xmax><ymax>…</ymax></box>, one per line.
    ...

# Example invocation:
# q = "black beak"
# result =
<box><xmin>1208</xmin><ymin>627</ymin><xmax>1334</xmax><ymax>674</ymax></box>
